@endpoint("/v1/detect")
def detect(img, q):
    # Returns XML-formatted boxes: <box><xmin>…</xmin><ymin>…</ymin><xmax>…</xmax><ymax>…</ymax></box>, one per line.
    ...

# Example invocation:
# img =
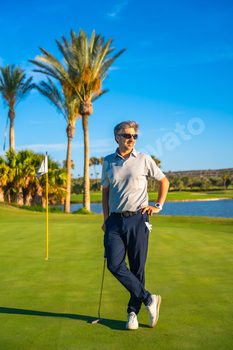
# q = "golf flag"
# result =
<box><xmin>37</xmin><ymin>152</ymin><xmax>49</xmax><ymax>260</ymax></box>
<box><xmin>36</xmin><ymin>155</ymin><xmax>48</xmax><ymax>179</ymax></box>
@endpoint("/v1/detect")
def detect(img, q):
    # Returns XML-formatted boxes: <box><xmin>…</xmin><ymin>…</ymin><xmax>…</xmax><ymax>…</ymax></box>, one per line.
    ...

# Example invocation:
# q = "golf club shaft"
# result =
<box><xmin>98</xmin><ymin>257</ymin><xmax>106</xmax><ymax>319</ymax></box>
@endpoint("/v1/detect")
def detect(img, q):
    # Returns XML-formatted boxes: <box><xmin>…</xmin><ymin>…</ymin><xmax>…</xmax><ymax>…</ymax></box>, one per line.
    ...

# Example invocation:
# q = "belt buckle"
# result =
<box><xmin>121</xmin><ymin>211</ymin><xmax>130</xmax><ymax>218</ymax></box>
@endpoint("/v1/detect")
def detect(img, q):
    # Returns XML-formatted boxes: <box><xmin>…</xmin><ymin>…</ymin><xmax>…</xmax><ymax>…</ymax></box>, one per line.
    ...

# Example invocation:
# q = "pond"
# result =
<box><xmin>53</xmin><ymin>199</ymin><xmax>233</xmax><ymax>218</ymax></box>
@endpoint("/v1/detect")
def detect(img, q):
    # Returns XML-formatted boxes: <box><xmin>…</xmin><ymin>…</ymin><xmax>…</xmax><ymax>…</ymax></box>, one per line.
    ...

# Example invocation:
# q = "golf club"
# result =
<box><xmin>92</xmin><ymin>256</ymin><xmax>106</xmax><ymax>324</ymax></box>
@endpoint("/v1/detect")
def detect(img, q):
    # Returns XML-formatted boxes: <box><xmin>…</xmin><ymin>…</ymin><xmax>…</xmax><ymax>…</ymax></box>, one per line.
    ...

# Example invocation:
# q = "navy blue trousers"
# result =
<box><xmin>104</xmin><ymin>212</ymin><xmax>152</xmax><ymax>315</ymax></box>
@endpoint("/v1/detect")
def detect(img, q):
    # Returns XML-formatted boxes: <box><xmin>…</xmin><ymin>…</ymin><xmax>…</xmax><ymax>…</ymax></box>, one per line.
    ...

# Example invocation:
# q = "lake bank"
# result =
<box><xmin>71</xmin><ymin>190</ymin><xmax>233</xmax><ymax>203</ymax></box>
<box><xmin>70</xmin><ymin>197</ymin><xmax>232</xmax><ymax>204</ymax></box>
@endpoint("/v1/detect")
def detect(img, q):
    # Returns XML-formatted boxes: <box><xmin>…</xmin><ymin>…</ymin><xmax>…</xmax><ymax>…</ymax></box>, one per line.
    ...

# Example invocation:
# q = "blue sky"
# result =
<box><xmin>0</xmin><ymin>0</ymin><xmax>232</xmax><ymax>177</ymax></box>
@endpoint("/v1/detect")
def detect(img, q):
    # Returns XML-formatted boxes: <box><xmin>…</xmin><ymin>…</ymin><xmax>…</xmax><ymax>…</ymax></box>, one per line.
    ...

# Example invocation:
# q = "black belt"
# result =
<box><xmin>111</xmin><ymin>208</ymin><xmax>143</xmax><ymax>218</ymax></box>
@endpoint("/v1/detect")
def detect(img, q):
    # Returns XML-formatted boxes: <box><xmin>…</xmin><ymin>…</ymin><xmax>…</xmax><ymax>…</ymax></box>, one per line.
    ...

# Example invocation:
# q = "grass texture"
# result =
<box><xmin>71</xmin><ymin>190</ymin><xmax>233</xmax><ymax>203</ymax></box>
<box><xmin>0</xmin><ymin>206</ymin><xmax>232</xmax><ymax>349</ymax></box>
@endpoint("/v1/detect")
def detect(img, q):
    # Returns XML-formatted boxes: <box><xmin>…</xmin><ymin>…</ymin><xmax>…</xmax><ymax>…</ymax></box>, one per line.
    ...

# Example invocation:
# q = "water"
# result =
<box><xmin>53</xmin><ymin>199</ymin><xmax>233</xmax><ymax>218</ymax></box>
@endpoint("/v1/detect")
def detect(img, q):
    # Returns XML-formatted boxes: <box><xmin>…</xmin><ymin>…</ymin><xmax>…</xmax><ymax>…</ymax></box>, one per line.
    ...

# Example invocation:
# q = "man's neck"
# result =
<box><xmin>118</xmin><ymin>147</ymin><xmax>133</xmax><ymax>159</ymax></box>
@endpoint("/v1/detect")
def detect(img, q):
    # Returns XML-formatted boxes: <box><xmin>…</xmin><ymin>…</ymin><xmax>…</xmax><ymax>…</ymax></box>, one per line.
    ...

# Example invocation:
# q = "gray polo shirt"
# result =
<box><xmin>101</xmin><ymin>148</ymin><xmax>165</xmax><ymax>213</ymax></box>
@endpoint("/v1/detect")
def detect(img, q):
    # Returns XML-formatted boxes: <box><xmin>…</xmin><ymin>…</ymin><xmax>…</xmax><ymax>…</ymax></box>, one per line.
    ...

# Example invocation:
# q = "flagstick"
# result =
<box><xmin>45</xmin><ymin>152</ymin><xmax>49</xmax><ymax>260</ymax></box>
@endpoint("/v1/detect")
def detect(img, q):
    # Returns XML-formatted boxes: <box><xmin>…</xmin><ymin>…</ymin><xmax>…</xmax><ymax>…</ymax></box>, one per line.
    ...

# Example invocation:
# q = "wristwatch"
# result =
<box><xmin>155</xmin><ymin>203</ymin><xmax>162</xmax><ymax>210</ymax></box>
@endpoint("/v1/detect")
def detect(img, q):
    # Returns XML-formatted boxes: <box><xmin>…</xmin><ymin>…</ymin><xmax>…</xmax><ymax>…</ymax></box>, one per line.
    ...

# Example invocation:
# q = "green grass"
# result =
<box><xmin>0</xmin><ymin>206</ymin><xmax>233</xmax><ymax>349</ymax></box>
<box><xmin>71</xmin><ymin>191</ymin><xmax>102</xmax><ymax>202</ymax></box>
<box><xmin>72</xmin><ymin>207</ymin><xmax>97</xmax><ymax>215</ymax></box>
<box><xmin>71</xmin><ymin>190</ymin><xmax>233</xmax><ymax>203</ymax></box>
<box><xmin>0</xmin><ymin>202</ymin><xmax>63</xmax><ymax>213</ymax></box>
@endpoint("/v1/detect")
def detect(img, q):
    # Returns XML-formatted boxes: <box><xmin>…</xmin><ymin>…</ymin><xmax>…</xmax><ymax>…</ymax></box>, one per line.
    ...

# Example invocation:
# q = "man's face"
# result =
<box><xmin>116</xmin><ymin>127</ymin><xmax>137</xmax><ymax>151</ymax></box>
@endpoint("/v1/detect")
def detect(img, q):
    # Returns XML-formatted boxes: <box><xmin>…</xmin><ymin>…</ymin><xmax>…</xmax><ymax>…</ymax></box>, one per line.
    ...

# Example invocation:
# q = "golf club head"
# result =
<box><xmin>91</xmin><ymin>318</ymin><xmax>102</xmax><ymax>324</ymax></box>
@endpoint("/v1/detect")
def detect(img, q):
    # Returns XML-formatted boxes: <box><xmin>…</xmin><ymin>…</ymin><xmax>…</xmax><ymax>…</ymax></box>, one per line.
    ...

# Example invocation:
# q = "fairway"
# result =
<box><xmin>0</xmin><ymin>206</ymin><xmax>232</xmax><ymax>350</ymax></box>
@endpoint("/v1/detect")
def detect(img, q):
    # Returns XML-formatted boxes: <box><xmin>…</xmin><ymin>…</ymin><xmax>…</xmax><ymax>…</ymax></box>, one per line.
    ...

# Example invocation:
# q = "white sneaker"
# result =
<box><xmin>126</xmin><ymin>312</ymin><xmax>139</xmax><ymax>330</ymax></box>
<box><xmin>146</xmin><ymin>295</ymin><xmax>161</xmax><ymax>328</ymax></box>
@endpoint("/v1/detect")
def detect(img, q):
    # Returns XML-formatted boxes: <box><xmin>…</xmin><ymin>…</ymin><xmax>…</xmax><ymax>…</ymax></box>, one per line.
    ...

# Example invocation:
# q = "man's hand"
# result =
<box><xmin>101</xmin><ymin>222</ymin><xmax>106</xmax><ymax>232</ymax></box>
<box><xmin>142</xmin><ymin>205</ymin><xmax>161</xmax><ymax>215</ymax></box>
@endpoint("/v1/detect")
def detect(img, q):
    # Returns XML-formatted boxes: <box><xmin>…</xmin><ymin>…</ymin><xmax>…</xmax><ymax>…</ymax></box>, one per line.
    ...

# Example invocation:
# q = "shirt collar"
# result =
<box><xmin>114</xmin><ymin>148</ymin><xmax>138</xmax><ymax>159</ymax></box>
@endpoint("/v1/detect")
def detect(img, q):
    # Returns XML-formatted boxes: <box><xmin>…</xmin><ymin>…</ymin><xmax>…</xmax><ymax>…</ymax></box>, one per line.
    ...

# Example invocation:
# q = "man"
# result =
<box><xmin>101</xmin><ymin>121</ymin><xmax>169</xmax><ymax>330</ymax></box>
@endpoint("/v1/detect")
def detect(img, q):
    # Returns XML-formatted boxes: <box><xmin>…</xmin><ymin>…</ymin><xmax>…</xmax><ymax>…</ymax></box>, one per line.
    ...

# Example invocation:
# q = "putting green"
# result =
<box><xmin>0</xmin><ymin>206</ymin><xmax>232</xmax><ymax>349</ymax></box>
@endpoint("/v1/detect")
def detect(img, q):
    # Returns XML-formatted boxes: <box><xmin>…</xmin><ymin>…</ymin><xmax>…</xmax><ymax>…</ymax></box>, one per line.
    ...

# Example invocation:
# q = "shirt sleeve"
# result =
<box><xmin>101</xmin><ymin>159</ymin><xmax>110</xmax><ymax>187</ymax></box>
<box><xmin>147</xmin><ymin>156</ymin><xmax>165</xmax><ymax>181</ymax></box>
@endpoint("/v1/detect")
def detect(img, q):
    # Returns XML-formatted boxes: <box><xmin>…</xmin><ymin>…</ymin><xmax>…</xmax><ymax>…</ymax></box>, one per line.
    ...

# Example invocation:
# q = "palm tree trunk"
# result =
<box><xmin>33</xmin><ymin>184</ymin><xmax>43</xmax><ymax>206</ymax></box>
<box><xmin>93</xmin><ymin>164</ymin><xmax>98</xmax><ymax>185</ymax></box>
<box><xmin>82</xmin><ymin>114</ymin><xmax>90</xmax><ymax>211</ymax></box>
<box><xmin>41</xmin><ymin>195</ymin><xmax>46</xmax><ymax>209</ymax></box>
<box><xmin>64</xmin><ymin>124</ymin><xmax>75</xmax><ymax>213</ymax></box>
<box><xmin>0</xmin><ymin>187</ymin><xmax>4</xmax><ymax>202</ymax></box>
<box><xmin>223</xmin><ymin>177</ymin><xmax>226</xmax><ymax>190</ymax></box>
<box><xmin>8</xmin><ymin>109</ymin><xmax>15</xmax><ymax>151</ymax></box>
<box><xmin>25</xmin><ymin>189</ymin><xmax>33</xmax><ymax>206</ymax></box>
<box><xmin>15</xmin><ymin>187</ymin><xmax>24</xmax><ymax>205</ymax></box>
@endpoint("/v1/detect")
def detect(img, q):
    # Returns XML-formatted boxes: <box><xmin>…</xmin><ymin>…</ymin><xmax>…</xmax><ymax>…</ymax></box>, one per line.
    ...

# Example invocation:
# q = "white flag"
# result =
<box><xmin>36</xmin><ymin>155</ymin><xmax>48</xmax><ymax>179</ymax></box>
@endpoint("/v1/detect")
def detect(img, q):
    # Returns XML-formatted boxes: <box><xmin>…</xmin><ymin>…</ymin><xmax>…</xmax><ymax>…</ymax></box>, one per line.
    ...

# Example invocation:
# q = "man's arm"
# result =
<box><xmin>142</xmin><ymin>177</ymin><xmax>170</xmax><ymax>215</ymax></box>
<box><xmin>156</xmin><ymin>176</ymin><xmax>170</xmax><ymax>207</ymax></box>
<box><xmin>101</xmin><ymin>186</ymin><xmax>110</xmax><ymax>232</ymax></box>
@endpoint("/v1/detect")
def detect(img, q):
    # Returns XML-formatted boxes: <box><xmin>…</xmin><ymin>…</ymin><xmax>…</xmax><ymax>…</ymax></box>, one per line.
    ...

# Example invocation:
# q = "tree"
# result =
<box><xmin>181</xmin><ymin>176</ymin><xmax>193</xmax><ymax>189</ymax></box>
<box><xmin>62</xmin><ymin>159</ymin><xmax>75</xmax><ymax>170</ymax></box>
<box><xmin>226</xmin><ymin>177</ymin><xmax>232</xmax><ymax>189</ymax></box>
<box><xmin>209</xmin><ymin>177</ymin><xmax>219</xmax><ymax>187</ymax></box>
<box><xmin>174</xmin><ymin>177</ymin><xmax>183</xmax><ymax>191</ymax></box>
<box><xmin>0</xmin><ymin>157</ymin><xmax>10</xmax><ymax>202</ymax></box>
<box><xmin>18</xmin><ymin>149</ymin><xmax>38</xmax><ymax>206</ymax></box>
<box><xmin>0</xmin><ymin>65</ymin><xmax>34</xmax><ymax>151</ymax></box>
<box><xmin>89</xmin><ymin>157</ymin><xmax>100</xmax><ymax>184</ymax></box>
<box><xmin>30</xmin><ymin>29</ymin><xmax>126</xmax><ymax>211</ymax></box>
<box><xmin>5</xmin><ymin>149</ymin><xmax>26</xmax><ymax>204</ymax></box>
<box><xmin>150</xmin><ymin>156</ymin><xmax>162</xmax><ymax>190</ymax></box>
<box><xmin>200</xmin><ymin>178</ymin><xmax>211</xmax><ymax>190</ymax></box>
<box><xmin>36</xmin><ymin>78</ymin><xmax>80</xmax><ymax>213</ymax></box>
<box><xmin>220</xmin><ymin>170</ymin><xmax>229</xmax><ymax>190</ymax></box>
<box><xmin>150</xmin><ymin>156</ymin><xmax>161</xmax><ymax>168</ymax></box>
<box><xmin>2</xmin><ymin>150</ymin><xmax>67</xmax><ymax>207</ymax></box>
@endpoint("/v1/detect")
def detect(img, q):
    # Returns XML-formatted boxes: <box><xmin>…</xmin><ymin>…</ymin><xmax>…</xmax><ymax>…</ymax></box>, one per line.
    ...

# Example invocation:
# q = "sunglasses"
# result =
<box><xmin>118</xmin><ymin>133</ymin><xmax>138</xmax><ymax>140</ymax></box>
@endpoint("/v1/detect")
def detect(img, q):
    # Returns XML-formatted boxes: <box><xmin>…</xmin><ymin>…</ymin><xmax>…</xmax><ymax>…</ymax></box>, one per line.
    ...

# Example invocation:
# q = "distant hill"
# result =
<box><xmin>164</xmin><ymin>168</ymin><xmax>233</xmax><ymax>178</ymax></box>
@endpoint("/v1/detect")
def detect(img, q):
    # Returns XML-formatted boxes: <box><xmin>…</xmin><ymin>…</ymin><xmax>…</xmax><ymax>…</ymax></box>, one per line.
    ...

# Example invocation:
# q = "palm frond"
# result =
<box><xmin>99</xmin><ymin>48</ymin><xmax>126</xmax><ymax>80</ymax></box>
<box><xmin>36</xmin><ymin>78</ymin><xmax>68</xmax><ymax>123</ymax></box>
<box><xmin>91</xmin><ymin>89</ymin><xmax>108</xmax><ymax>102</ymax></box>
<box><xmin>0</xmin><ymin>64</ymin><xmax>34</xmax><ymax>108</ymax></box>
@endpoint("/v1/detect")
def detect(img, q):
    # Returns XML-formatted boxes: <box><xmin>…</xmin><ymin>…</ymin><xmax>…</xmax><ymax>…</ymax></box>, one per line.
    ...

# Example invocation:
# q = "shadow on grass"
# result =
<box><xmin>0</xmin><ymin>307</ymin><xmax>150</xmax><ymax>330</ymax></box>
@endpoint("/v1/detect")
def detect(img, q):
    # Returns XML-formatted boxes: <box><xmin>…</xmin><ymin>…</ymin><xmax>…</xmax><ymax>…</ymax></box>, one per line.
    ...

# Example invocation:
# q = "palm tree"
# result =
<box><xmin>220</xmin><ymin>170</ymin><xmax>229</xmax><ymax>190</ymax></box>
<box><xmin>0</xmin><ymin>157</ymin><xmax>10</xmax><ymax>202</ymax></box>
<box><xmin>39</xmin><ymin>156</ymin><xmax>67</xmax><ymax>207</ymax></box>
<box><xmin>150</xmin><ymin>156</ymin><xmax>162</xmax><ymax>190</ymax></box>
<box><xmin>18</xmin><ymin>149</ymin><xmax>38</xmax><ymax>206</ymax></box>
<box><xmin>36</xmin><ymin>78</ymin><xmax>80</xmax><ymax>213</ymax></box>
<box><xmin>0</xmin><ymin>65</ymin><xmax>34</xmax><ymax>151</ymax></box>
<box><xmin>30</xmin><ymin>153</ymin><xmax>66</xmax><ymax>208</ymax></box>
<box><xmin>150</xmin><ymin>155</ymin><xmax>161</xmax><ymax>168</ymax></box>
<box><xmin>29</xmin><ymin>29</ymin><xmax>126</xmax><ymax>211</ymax></box>
<box><xmin>5</xmin><ymin>149</ymin><xmax>26</xmax><ymax>204</ymax></box>
<box><xmin>89</xmin><ymin>156</ymin><xmax>99</xmax><ymax>184</ymax></box>
<box><xmin>62</xmin><ymin>159</ymin><xmax>75</xmax><ymax>170</ymax></box>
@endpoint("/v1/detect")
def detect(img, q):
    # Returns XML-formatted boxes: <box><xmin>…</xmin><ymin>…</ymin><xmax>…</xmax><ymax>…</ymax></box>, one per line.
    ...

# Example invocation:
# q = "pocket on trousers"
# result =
<box><xmin>139</xmin><ymin>212</ymin><xmax>148</xmax><ymax>225</ymax></box>
<box><xmin>105</xmin><ymin>215</ymin><xmax>112</xmax><ymax>228</ymax></box>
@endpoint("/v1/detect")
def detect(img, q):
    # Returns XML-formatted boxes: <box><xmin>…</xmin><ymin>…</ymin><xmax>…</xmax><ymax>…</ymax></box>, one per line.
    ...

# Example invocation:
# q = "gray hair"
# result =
<box><xmin>114</xmin><ymin>121</ymin><xmax>139</xmax><ymax>139</ymax></box>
